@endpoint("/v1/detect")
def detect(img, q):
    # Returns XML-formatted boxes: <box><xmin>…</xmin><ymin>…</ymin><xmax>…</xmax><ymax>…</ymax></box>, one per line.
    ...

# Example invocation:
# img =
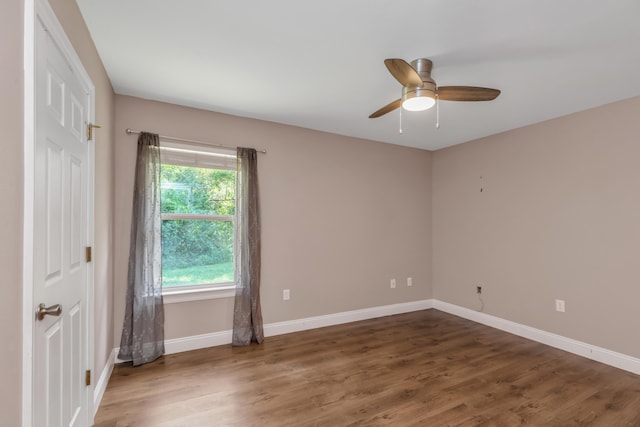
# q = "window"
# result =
<box><xmin>159</xmin><ymin>141</ymin><xmax>237</xmax><ymax>301</ymax></box>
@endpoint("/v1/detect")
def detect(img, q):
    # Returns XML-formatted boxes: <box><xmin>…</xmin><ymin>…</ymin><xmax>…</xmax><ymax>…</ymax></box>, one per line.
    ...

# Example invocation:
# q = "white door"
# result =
<box><xmin>32</xmin><ymin>13</ymin><xmax>92</xmax><ymax>427</ymax></box>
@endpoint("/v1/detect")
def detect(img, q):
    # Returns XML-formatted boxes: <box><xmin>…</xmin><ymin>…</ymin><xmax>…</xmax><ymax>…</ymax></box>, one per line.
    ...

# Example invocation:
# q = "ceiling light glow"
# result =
<box><xmin>402</xmin><ymin>96</ymin><xmax>435</xmax><ymax>111</ymax></box>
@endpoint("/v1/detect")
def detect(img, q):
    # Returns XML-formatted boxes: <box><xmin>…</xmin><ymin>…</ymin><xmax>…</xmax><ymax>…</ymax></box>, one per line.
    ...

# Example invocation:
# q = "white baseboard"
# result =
<box><xmin>264</xmin><ymin>299</ymin><xmax>434</xmax><ymax>337</ymax></box>
<box><xmin>107</xmin><ymin>298</ymin><xmax>640</xmax><ymax>380</ymax></box>
<box><xmin>433</xmin><ymin>300</ymin><xmax>640</xmax><ymax>376</ymax></box>
<box><xmin>166</xmin><ymin>300</ymin><xmax>434</xmax><ymax>354</ymax></box>
<box><xmin>165</xmin><ymin>329</ymin><xmax>233</xmax><ymax>355</ymax></box>
<box><xmin>112</xmin><ymin>331</ymin><xmax>234</xmax><ymax>364</ymax></box>
<box><xmin>113</xmin><ymin>299</ymin><xmax>434</xmax><ymax>363</ymax></box>
<box><xmin>93</xmin><ymin>348</ymin><xmax>116</xmax><ymax>417</ymax></box>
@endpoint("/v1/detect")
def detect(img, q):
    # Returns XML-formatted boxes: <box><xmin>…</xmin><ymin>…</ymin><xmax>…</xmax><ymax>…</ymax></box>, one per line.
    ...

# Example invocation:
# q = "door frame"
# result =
<box><xmin>22</xmin><ymin>0</ymin><xmax>96</xmax><ymax>425</ymax></box>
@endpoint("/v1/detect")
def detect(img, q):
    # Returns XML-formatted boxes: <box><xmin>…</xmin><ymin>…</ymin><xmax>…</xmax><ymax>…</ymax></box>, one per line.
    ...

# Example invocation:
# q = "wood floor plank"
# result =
<box><xmin>94</xmin><ymin>310</ymin><xmax>640</xmax><ymax>426</ymax></box>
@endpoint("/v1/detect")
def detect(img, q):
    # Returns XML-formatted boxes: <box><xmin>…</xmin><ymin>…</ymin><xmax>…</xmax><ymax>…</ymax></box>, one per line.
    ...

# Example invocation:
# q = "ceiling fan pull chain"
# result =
<box><xmin>399</xmin><ymin>107</ymin><xmax>403</xmax><ymax>134</ymax></box>
<box><xmin>436</xmin><ymin>93</ymin><xmax>440</xmax><ymax>129</ymax></box>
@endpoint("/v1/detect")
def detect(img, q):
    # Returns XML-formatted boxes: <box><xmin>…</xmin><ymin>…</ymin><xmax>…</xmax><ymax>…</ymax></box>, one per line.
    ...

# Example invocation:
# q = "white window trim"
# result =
<box><xmin>162</xmin><ymin>213</ymin><xmax>233</xmax><ymax>222</ymax></box>
<box><xmin>162</xmin><ymin>284</ymin><xmax>236</xmax><ymax>303</ymax></box>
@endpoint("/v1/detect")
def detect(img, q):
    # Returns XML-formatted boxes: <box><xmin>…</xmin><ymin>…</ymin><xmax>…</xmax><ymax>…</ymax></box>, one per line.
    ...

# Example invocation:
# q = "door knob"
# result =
<box><xmin>36</xmin><ymin>303</ymin><xmax>62</xmax><ymax>321</ymax></box>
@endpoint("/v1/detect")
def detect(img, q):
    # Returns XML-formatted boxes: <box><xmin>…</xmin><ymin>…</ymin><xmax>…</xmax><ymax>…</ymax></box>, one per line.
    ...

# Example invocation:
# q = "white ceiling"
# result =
<box><xmin>76</xmin><ymin>0</ymin><xmax>640</xmax><ymax>151</ymax></box>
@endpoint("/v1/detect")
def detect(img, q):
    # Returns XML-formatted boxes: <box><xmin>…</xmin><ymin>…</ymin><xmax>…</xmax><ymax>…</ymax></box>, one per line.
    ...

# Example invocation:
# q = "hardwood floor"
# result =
<box><xmin>94</xmin><ymin>310</ymin><xmax>640</xmax><ymax>426</ymax></box>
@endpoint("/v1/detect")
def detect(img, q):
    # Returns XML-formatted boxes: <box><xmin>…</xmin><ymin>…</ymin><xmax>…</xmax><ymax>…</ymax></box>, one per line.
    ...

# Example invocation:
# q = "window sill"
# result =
<box><xmin>162</xmin><ymin>285</ymin><xmax>236</xmax><ymax>304</ymax></box>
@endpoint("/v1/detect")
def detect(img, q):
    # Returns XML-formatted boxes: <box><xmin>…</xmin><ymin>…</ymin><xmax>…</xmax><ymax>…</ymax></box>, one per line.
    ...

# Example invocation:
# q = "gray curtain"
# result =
<box><xmin>232</xmin><ymin>147</ymin><xmax>264</xmax><ymax>345</ymax></box>
<box><xmin>118</xmin><ymin>132</ymin><xmax>165</xmax><ymax>365</ymax></box>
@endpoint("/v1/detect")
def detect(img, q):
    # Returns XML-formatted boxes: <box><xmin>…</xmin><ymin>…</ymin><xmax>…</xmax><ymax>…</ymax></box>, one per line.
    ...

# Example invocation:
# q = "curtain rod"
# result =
<box><xmin>125</xmin><ymin>128</ymin><xmax>267</xmax><ymax>154</ymax></box>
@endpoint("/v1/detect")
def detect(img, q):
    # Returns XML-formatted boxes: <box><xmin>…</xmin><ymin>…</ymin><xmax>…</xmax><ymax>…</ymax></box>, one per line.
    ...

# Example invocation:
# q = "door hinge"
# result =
<box><xmin>86</xmin><ymin>246</ymin><xmax>92</xmax><ymax>263</ymax></box>
<box><xmin>85</xmin><ymin>370</ymin><xmax>91</xmax><ymax>386</ymax></box>
<box><xmin>87</xmin><ymin>123</ymin><xmax>101</xmax><ymax>141</ymax></box>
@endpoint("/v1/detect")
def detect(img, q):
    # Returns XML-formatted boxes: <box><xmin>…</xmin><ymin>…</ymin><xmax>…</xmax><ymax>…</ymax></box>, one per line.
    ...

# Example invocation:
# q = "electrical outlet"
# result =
<box><xmin>555</xmin><ymin>299</ymin><xmax>565</xmax><ymax>312</ymax></box>
<box><xmin>407</xmin><ymin>277</ymin><xmax>413</xmax><ymax>287</ymax></box>
<box><xmin>390</xmin><ymin>279</ymin><xmax>396</xmax><ymax>289</ymax></box>
<box><xmin>283</xmin><ymin>289</ymin><xmax>290</xmax><ymax>301</ymax></box>
<box><xmin>476</xmin><ymin>286</ymin><xmax>482</xmax><ymax>294</ymax></box>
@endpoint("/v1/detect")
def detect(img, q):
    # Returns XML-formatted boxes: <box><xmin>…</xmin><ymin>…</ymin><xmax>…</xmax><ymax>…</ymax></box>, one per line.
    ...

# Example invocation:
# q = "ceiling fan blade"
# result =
<box><xmin>436</xmin><ymin>86</ymin><xmax>501</xmax><ymax>101</ymax></box>
<box><xmin>369</xmin><ymin>99</ymin><xmax>402</xmax><ymax>118</ymax></box>
<box><xmin>384</xmin><ymin>59</ymin><xmax>422</xmax><ymax>87</ymax></box>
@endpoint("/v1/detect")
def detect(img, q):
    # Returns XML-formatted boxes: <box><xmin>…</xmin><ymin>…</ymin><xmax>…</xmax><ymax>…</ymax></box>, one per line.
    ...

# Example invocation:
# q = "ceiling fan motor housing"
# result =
<box><xmin>403</xmin><ymin>58</ymin><xmax>436</xmax><ymax>104</ymax></box>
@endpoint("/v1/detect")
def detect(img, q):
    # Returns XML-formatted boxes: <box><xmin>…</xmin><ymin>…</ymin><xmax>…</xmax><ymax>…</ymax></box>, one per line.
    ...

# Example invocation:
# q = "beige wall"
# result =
<box><xmin>114</xmin><ymin>95</ymin><xmax>432</xmax><ymax>341</ymax></box>
<box><xmin>432</xmin><ymin>96</ymin><xmax>640</xmax><ymax>358</ymax></box>
<box><xmin>49</xmin><ymin>0</ymin><xmax>116</xmax><ymax>392</ymax></box>
<box><xmin>0</xmin><ymin>0</ymin><xmax>25</xmax><ymax>424</ymax></box>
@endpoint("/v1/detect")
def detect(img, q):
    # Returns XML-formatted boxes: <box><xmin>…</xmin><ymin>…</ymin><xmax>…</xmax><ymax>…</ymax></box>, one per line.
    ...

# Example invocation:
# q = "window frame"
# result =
<box><xmin>158</xmin><ymin>141</ymin><xmax>238</xmax><ymax>303</ymax></box>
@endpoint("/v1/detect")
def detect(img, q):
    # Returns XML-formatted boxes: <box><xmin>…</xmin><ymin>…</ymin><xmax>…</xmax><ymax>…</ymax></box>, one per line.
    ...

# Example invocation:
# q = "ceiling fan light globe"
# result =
<box><xmin>402</xmin><ymin>96</ymin><xmax>435</xmax><ymax>111</ymax></box>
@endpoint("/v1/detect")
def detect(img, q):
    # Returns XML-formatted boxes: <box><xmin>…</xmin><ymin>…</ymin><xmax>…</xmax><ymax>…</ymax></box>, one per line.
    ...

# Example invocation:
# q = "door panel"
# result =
<box><xmin>34</xmin><ymin>15</ymin><xmax>89</xmax><ymax>427</ymax></box>
<box><xmin>45</xmin><ymin>139</ymin><xmax>64</xmax><ymax>281</ymax></box>
<box><xmin>44</xmin><ymin>321</ymin><xmax>63</xmax><ymax>425</ymax></box>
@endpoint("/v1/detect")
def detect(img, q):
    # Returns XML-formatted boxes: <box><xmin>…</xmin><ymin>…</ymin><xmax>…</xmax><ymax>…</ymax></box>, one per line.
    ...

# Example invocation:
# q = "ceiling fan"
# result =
<box><xmin>369</xmin><ymin>58</ymin><xmax>501</xmax><ymax>118</ymax></box>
